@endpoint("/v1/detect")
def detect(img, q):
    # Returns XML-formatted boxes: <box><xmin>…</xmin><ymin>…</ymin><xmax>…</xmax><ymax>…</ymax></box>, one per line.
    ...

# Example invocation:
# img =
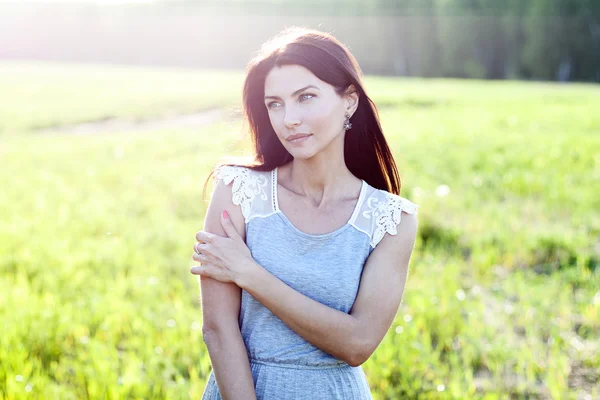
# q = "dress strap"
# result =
<box><xmin>272</xmin><ymin>167</ymin><xmax>280</xmax><ymax>213</ymax></box>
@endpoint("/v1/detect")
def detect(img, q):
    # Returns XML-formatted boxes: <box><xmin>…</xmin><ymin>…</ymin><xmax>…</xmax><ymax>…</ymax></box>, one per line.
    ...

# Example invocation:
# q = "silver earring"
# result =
<box><xmin>343</xmin><ymin>113</ymin><xmax>352</xmax><ymax>131</ymax></box>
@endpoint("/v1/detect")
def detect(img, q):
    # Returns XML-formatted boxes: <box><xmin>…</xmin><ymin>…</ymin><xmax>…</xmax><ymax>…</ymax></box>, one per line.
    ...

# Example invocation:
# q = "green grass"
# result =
<box><xmin>0</xmin><ymin>61</ymin><xmax>244</xmax><ymax>135</ymax></box>
<box><xmin>1</xmin><ymin>61</ymin><xmax>599</xmax><ymax>399</ymax></box>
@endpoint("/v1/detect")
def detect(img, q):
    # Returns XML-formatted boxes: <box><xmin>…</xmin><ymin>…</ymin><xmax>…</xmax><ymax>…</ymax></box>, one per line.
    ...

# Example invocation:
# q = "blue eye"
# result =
<box><xmin>300</xmin><ymin>93</ymin><xmax>315</xmax><ymax>101</ymax></box>
<box><xmin>267</xmin><ymin>93</ymin><xmax>315</xmax><ymax>110</ymax></box>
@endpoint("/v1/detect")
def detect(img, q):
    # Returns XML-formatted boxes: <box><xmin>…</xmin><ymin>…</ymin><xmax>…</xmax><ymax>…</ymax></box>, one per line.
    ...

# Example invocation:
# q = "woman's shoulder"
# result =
<box><xmin>354</xmin><ymin>183</ymin><xmax>420</xmax><ymax>248</ymax></box>
<box><xmin>213</xmin><ymin>164</ymin><xmax>272</xmax><ymax>184</ymax></box>
<box><xmin>363</xmin><ymin>185</ymin><xmax>420</xmax><ymax>215</ymax></box>
<box><xmin>212</xmin><ymin>164</ymin><xmax>274</xmax><ymax>223</ymax></box>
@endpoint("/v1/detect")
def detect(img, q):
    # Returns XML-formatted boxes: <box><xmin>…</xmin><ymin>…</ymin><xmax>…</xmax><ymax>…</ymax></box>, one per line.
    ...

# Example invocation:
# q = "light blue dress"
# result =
<box><xmin>202</xmin><ymin>165</ymin><xmax>419</xmax><ymax>400</ymax></box>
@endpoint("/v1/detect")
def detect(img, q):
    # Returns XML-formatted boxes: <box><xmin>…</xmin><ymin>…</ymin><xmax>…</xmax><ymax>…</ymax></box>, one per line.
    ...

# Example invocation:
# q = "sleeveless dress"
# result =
<box><xmin>201</xmin><ymin>165</ymin><xmax>420</xmax><ymax>400</ymax></box>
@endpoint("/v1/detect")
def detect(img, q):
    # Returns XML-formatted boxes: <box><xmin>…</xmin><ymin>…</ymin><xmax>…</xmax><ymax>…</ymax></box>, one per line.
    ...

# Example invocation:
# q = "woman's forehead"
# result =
<box><xmin>264</xmin><ymin>65</ymin><xmax>329</xmax><ymax>96</ymax></box>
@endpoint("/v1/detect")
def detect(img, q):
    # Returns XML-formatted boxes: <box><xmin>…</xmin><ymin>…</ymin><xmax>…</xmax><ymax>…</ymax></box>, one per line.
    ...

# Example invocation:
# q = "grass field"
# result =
<box><xmin>1</xmin><ymin>61</ymin><xmax>599</xmax><ymax>399</ymax></box>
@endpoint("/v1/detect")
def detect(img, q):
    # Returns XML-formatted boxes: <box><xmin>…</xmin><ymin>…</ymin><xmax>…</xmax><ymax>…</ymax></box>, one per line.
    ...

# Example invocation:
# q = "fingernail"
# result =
<box><xmin>222</xmin><ymin>210</ymin><xmax>229</xmax><ymax>219</ymax></box>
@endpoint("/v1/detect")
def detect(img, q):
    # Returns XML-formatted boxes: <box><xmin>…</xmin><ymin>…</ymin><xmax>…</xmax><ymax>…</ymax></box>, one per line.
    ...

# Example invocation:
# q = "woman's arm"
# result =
<box><xmin>199</xmin><ymin>179</ymin><xmax>256</xmax><ymax>399</ymax></box>
<box><xmin>237</xmin><ymin>212</ymin><xmax>418</xmax><ymax>367</ymax></box>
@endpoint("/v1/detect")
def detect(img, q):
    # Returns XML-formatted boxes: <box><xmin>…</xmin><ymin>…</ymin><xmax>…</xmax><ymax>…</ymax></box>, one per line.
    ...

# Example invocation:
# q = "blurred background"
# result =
<box><xmin>1</xmin><ymin>0</ymin><xmax>599</xmax><ymax>399</ymax></box>
<box><xmin>2</xmin><ymin>0</ymin><xmax>600</xmax><ymax>81</ymax></box>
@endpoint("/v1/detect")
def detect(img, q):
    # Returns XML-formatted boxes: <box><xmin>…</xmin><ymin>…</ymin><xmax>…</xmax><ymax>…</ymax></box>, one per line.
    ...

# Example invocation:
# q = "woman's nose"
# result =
<box><xmin>284</xmin><ymin>109</ymin><xmax>301</xmax><ymax>129</ymax></box>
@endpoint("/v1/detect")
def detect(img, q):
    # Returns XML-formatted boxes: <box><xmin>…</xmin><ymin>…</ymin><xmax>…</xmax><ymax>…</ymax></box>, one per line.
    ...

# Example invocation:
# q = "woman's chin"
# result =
<box><xmin>287</xmin><ymin>148</ymin><xmax>317</xmax><ymax>160</ymax></box>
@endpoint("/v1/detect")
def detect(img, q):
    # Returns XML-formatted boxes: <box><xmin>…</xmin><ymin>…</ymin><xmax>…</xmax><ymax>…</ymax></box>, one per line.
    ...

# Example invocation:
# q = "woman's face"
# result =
<box><xmin>264</xmin><ymin>64</ymin><xmax>357</xmax><ymax>159</ymax></box>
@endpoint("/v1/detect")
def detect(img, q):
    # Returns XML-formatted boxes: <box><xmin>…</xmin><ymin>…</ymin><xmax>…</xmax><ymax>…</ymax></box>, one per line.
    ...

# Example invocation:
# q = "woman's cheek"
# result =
<box><xmin>268</xmin><ymin>112</ymin><xmax>283</xmax><ymax>135</ymax></box>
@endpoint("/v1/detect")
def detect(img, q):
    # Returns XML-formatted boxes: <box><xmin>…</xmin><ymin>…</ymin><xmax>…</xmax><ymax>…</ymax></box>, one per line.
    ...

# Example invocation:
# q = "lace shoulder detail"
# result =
<box><xmin>212</xmin><ymin>165</ymin><xmax>269</xmax><ymax>223</ymax></box>
<box><xmin>361</xmin><ymin>190</ymin><xmax>419</xmax><ymax>248</ymax></box>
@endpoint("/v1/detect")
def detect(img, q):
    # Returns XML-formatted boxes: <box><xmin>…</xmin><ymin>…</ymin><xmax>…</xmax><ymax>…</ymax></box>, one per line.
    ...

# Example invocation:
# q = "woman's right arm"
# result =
<box><xmin>198</xmin><ymin>178</ymin><xmax>256</xmax><ymax>399</ymax></box>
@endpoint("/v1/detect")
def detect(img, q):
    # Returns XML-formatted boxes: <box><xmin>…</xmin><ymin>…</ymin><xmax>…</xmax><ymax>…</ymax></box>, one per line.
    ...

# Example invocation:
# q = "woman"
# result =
<box><xmin>190</xmin><ymin>27</ymin><xmax>419</xmax><ymax>399</ymax></box>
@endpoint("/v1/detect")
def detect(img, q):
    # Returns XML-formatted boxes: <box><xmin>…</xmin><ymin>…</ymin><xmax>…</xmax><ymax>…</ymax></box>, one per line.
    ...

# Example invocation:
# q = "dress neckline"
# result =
<box><xmin>272</xmin><ymin>166</ymin><xmax>367</xmax><ymax>238</ymax></box>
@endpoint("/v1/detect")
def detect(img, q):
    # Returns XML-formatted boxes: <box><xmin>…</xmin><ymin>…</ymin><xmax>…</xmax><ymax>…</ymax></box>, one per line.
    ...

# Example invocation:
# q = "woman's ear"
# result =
<box><xmin>345</xmin><ymin>85</ymin><xmax>359</xmax><ymax>116</ymax></box>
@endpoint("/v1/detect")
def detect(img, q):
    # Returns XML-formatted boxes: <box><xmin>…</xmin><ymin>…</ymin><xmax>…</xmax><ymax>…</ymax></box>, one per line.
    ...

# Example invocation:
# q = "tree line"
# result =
<box><xmin>194</xmin><ymin>0</ymin><xmax>600</xmax><ymax>82</ymax></box>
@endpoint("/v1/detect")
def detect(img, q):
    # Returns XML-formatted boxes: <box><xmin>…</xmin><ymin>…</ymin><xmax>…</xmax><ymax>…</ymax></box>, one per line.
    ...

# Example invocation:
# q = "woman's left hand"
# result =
<box><xmin>190</xmin><ymin>210</ymin><xmax>257</xmax><ymax>287</ymax></box>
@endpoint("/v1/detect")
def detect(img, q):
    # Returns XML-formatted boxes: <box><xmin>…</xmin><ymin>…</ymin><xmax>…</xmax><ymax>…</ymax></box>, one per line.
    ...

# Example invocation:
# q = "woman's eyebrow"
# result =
<box><xmin>264</xmin><ymin>85</ymin><xmax>319</xmax><ymax>100</ymax></box>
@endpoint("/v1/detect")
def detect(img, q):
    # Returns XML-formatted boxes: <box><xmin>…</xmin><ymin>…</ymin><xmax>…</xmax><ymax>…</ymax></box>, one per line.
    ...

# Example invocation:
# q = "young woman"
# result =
<box><xmin>190</xmin><ymin>27</ymin><xmax>420</xmax><ymax>399</ymax></box>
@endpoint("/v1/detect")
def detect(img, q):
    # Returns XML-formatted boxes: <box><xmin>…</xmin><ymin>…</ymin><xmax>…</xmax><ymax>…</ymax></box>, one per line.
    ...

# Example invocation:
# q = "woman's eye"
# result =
<box><xmin>300</xmin><ymin>94</ymin><xmax>315</xmax><ymax>101</ymax></box>
<box><xmin>267</xmin><ymin>94</ymin><xmax>314</xmax><ymax>109</ymax></box>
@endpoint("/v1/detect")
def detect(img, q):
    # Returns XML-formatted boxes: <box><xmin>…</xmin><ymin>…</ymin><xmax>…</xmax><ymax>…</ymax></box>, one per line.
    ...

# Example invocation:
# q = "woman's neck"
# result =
<box><xmin>280</xmin><ymin>157</ymin><xmax>359</xmax><ymax>209</ymax></box>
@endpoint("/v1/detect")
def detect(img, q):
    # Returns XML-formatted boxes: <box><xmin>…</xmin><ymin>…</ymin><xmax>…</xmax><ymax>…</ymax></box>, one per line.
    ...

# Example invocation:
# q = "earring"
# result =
<box><xmin>343</xmin><ymin>113</ymin><xmax>352</xmax><ymax>131</ymax></box>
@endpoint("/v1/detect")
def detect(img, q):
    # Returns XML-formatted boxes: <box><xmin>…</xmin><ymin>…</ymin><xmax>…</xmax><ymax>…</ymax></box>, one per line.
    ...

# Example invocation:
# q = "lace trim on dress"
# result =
<box><xmin>271</xmin><ymin>168</ymin><xmax>279</xmax><ymax>213</ymax></box>
<box><xmin>362</xmin><ymin>192</ymin><xmax>420</xmax><ymax>248</ymax></box>
<box><xmin>213</xmin><ymin>165</ymin><xmax>269</xmax><ymax>222</ymax></box>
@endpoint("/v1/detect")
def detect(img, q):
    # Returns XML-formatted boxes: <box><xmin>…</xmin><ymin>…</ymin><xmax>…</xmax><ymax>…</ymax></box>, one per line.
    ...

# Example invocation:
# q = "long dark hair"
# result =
<box><xmin>202</xmin><ymin>26</ymin><xmax>402</xmax><ymax>200</ymax></box>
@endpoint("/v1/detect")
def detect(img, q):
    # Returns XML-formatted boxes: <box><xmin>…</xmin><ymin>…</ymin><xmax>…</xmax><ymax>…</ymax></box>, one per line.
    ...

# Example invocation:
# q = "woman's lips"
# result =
<box><xmin>288</xmin><ymin>134</ymin><xmax>312</xmax><ymax>144</ymax></box>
